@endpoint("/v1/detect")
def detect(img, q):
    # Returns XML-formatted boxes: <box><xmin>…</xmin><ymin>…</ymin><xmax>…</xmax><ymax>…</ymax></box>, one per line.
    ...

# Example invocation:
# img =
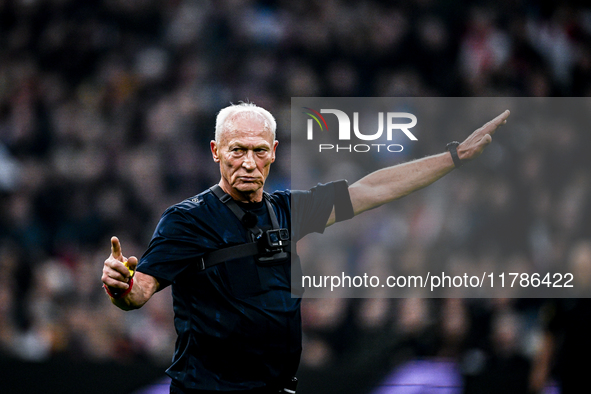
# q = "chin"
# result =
<box><xmin>236</xmin><ymin>183</ymin><xmax>262</xmax><ymax>193</ymax></box>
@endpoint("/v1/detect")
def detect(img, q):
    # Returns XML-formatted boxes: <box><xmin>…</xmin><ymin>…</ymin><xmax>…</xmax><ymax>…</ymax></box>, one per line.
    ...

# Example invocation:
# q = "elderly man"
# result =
<box><xmin>102</xmin><ymin>102</ymin><xmax>509</xmax><ymax>393</ymax></box>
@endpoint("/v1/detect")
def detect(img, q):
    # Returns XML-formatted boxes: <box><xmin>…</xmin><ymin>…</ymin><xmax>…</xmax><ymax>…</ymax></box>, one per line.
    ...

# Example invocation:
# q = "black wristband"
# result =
<box><xmin>446</xmin><ymin>141</ymin><xmax>463</xmax><ymax>168</ymax></box>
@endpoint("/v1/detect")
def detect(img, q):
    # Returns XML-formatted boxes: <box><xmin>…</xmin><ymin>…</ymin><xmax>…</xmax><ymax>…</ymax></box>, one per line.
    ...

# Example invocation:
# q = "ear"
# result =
<box><xmin>210</xmin><ymin>140</ymin><xmax>220</xmax><ymax>163</ymax></box>
<box><xmin>271</xmin><ymin>140</ymin><xmax>278</xmax><ymax>163</ymax></box>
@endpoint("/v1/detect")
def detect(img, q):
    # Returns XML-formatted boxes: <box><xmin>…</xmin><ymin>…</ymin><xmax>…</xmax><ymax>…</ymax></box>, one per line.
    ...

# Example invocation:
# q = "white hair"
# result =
<box><xmin>214</xmin><ymin>102</ymin><xmax>277</xmax><ymax>143</ymax></box>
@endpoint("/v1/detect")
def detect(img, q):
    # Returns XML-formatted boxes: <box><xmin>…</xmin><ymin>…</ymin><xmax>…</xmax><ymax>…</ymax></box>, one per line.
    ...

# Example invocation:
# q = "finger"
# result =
<box><xmin>111</xmin><ymin>236</ymin><xmax>122</xmax><ymax>260</ymax></box>
<box><xmin>125</xmin><ymin>256</ymin><xmax>138</xmax><ymax>277</ymax></box>
<box><xmin>102</xmin><ymin>274</ymin><xmax>130</xmax><ymax>289</ymax></box>
<box><xmin>488</xmin><ymin>110</ymin><xmax>511</xmax><ymax>130</ymax></box>
<box><xmin>477</xmin><ymin>110</ymin><xmax>510</xmax><ymax>139</ymax></box>
<box><xmin>105</xmin><ymin>258</ymin><xmax>130</xmax><ymax>280</ymax></box>
<box><xmin>102</xmin><ymin>261</ymin><xmax>130</xmax><ymax>284</ymax></box>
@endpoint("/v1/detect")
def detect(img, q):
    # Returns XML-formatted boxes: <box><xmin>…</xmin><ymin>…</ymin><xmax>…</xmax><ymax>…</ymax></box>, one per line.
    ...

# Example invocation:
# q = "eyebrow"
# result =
<box><xmin>228</xmin><ymin>140</ymin><xmax>271</xmax><ymax>149</ymax></box>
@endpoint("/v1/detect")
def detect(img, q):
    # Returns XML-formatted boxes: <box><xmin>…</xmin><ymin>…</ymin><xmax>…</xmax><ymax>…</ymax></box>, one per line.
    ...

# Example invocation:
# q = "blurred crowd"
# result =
<box><xmin>1</xmin><ymin>0</ymin><xmax>591</xmax><ymax>392</ymax></box>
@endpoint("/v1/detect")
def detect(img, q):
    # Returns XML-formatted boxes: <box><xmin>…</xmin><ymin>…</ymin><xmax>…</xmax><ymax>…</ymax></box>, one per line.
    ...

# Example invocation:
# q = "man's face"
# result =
<box><xmin>211</xmin><ymin>115</ymin><xmax>278</xmax><ymax>202</ymax></box>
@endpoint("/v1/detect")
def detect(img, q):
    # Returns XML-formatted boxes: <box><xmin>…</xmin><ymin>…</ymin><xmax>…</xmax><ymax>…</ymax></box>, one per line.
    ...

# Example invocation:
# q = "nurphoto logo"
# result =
<box><xmin>302</xmin><ymin>107</ymin><xmax>418</xmax><ymax>153</ymax></box>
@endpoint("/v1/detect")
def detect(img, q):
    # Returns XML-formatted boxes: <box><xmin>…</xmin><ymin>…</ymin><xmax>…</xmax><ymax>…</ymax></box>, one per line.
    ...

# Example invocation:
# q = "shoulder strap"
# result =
<box><xmin>199</xmin><ymin>185</ymin><xmax>287</xmax><ymax>270</ymax></box>
<box><xmin>211</xmin><ymin>184</ymin><xmax>263</xmax><ymax>237</ymax></box>
<box><xmin>211</xmin><ymin>184</ymin><xmax>282</xmax><ymax>231</ymax></box>
<box><xmin>263</xmin><ymin>193</ymin><xmax>281</xmax><ymax>229</ymax></box>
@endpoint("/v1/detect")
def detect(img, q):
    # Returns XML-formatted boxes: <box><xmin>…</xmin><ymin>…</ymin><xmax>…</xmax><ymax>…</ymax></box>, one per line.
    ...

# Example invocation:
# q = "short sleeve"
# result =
<box><xmin>137</xmin><ymin>206</ymin><xmax>216</xmax><ymax>286</ymax></box>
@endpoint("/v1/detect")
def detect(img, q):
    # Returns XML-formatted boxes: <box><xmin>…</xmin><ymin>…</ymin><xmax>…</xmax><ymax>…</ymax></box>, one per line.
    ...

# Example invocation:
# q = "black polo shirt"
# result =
<box><xmin>137</xmin><ymin>182</ymin><xmax>340</xmax><ymax>391</ymax></box>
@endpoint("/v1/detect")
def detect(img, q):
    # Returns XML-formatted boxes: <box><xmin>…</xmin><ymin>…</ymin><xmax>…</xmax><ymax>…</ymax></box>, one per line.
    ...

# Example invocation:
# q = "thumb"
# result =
<box><xmin>481</xmin><ymin>134</ymin><xmax>492</xmax><ymax>145</ymax></box>
<box><xmin>125</xmin><ymin>256</ymin><xmax>138</xmax><ymax>277</ymax></box>
<box><xmin>111</xmin><ymin>236</ymin><xmax>123</xmax><ymax>260</ymax></box>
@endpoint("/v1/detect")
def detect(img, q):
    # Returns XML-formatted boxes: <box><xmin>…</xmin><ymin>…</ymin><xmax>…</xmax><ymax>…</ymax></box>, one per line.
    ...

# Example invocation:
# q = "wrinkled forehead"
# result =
<box><xmin>219</xmin><ymin>114</ymin><xmax>274</xmax><ymax>144</ymax></box>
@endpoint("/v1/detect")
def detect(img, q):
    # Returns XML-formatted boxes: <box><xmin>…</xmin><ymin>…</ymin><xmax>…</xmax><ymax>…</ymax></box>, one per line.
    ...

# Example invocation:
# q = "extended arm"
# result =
<box><xmin>101</xmin><ymin>236</ymin><xmax>160</xmax><ymax>311</ymax></box>
<box><xmin>326</xmin><ymin>110</ymin><xmax>510</xmax><ymax>226</ymax></box>
<box><xmin>349</xmin><ymin>151</ymin><xmax>454</xmax><ymax>214</ymax></box>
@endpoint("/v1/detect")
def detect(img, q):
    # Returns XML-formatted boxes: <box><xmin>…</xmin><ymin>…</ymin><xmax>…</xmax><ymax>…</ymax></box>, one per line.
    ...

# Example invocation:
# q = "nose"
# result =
<box><xmin>242</xmin><ymin>151</ymin><xmax>256</xmax><ymax>170</ymax></box>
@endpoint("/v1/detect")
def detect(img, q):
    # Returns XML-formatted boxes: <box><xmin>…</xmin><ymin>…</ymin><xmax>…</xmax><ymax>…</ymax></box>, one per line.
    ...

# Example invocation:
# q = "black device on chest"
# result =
<box><xmin>201</xmin><ymin>185</ymin><xmax>290</xmax><ymax>268</ymax></box>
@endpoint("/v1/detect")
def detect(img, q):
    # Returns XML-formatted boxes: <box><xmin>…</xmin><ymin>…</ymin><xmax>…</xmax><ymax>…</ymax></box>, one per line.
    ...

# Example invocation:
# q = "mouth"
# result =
<box><xmin>237</xmin><ymin>176</ymin><xmax>260</xmax><ymax>183</ymax></box>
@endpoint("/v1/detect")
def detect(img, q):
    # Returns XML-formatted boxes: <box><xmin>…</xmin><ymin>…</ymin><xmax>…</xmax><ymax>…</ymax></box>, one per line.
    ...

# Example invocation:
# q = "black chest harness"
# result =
<box><xmin>197</xmin><ymin>185</ymin><xmax>292</xmax><ymax>271</ymax></box>
<box><xmin>198</xmin><ymin>181</ymin><xmax>354</xmax><ymax>271</ymax></box>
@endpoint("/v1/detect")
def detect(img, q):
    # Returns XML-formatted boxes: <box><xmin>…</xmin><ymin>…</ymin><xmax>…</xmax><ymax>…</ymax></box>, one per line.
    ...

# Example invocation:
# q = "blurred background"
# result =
<box><xmin>1</xmin><ymin>0</ymin><xmax>591</xmax><ymax>393</ymax></box>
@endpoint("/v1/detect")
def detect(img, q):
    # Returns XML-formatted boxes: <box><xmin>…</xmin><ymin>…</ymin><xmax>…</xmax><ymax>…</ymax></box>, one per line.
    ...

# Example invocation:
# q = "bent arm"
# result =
<box><xmin>102</xmin><ymin>236</ymin><xmax>160</xmax><ymax>311</ymax></box>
